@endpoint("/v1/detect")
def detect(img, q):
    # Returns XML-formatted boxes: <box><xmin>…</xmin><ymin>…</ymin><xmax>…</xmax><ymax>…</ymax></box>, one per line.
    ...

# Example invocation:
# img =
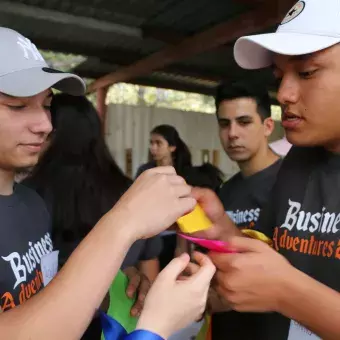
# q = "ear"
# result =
<box><xmin>263</xmin><ymin>117</ymin><xmax>275</xmax><ymax>138</ymax></box>
<box><xmin>169</xmin><ymin>145</ymin><xmax>176</xmax><ymax>153</ymax></box>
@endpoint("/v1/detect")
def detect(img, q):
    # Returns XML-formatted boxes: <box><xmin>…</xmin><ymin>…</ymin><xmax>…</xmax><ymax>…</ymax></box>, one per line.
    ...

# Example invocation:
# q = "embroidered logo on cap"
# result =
<box><xmin>281</xmin><ymin>1</ymin><xmax>305</xmax><ymax>25</ymax></box>
<box><xmin>17</xmin><ymin>36</ymin><xmax>44</xmax><ymax>61</ymax></box>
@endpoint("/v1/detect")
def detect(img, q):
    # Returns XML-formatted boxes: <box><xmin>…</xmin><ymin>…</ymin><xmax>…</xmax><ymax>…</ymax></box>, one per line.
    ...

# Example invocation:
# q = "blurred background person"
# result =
<box><xmin>25</xmin><ymin>94</ymin><xmax>162</xmax><ymax>339</ymax></box>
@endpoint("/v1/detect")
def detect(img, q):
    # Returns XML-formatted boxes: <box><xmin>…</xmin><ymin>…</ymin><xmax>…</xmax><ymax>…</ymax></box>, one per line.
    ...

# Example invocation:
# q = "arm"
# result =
<box><xmin>139</xmin><ymin>259</ymin><xmax>159</xmax><ymax>282</ymax></box>
<box><xmin>210</xmin><ymin>237</ymin><xmax>340</xmax><ymax>340</ymax></box>
<box><xmin>138</xmin><ymin>236</ymin><xmax>163</xmax><ymax>282</ymax></box>
<box><xmin>0</xmin><ymin>209</ymin><xmax>133</xmax><ymax>340</ymax></box>
<box><xmin>279</xmin><ymin>267</ymin><xmax>340</xmax><ymax>340</ymax></box>
<box><xmin>0</xmin><ymin>167</ymin><xmax>196</xmax><ymax>340</ymax></box>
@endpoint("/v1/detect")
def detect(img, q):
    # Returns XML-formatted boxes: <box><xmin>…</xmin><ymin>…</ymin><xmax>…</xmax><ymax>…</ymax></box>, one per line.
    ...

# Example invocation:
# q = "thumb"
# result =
<box><xmin>228</xmin><ymin>236</ymin><xmax>270</xmax><ymax>253</ymax></box>
<box><xmin>158</xmin><ymin>253</ymin><xmax>191</xmax><ymax>282</ymax></box>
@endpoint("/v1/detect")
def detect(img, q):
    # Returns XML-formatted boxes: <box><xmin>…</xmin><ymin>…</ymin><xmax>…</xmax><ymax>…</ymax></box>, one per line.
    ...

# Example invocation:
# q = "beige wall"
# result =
<box><xmin>105</xmin><ymin>104</ymin><xmax>282</xmax><ymax>180</ymax></box>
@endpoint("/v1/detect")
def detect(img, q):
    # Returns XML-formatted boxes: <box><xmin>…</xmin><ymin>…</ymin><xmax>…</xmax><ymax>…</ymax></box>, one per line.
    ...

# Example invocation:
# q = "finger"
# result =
<box><xmin>126</xmin><ymin>272</ymin><xmax>141</xmax><ymax>298</ymax></box>
<box><xmin>173</xmin><ymin>183</ymin><xmax>192</xmax><ymax>198</ymax></box>
<box><xmin>176</xmin><ymin>197</ymin><xmax>197</xmax><ymax>216</ymax></box>
<box><xmin>158</xmin><ymin>253</ymin><xmax>191</xmax><ymax>281</ymax></box>
<box><xmin>167</xmin><ymin>175</ymin><xmax>186</xmax><ymax>185</ymax></box>
<box><xmin>184</xmin><ymin>261</ymin><xmax>200</xmax><ymax>276</ymax></box>
<box><xmin>208</xmin><ymin>252</ymin><xmax>238</xmax><ymax>271</ymax></box>
<box><xmin>177</xmin><ymin>275</ymin><xmax>191</xmax><ymax>281</ymax></box>
<box><xmin>147</xmin><ymin>166</ymin><xmax>176</xmax><ymax>175</ymax></box>
<box><xmin>189</xmin><ymin>252</ymin><xmax>216</xmax><ymax>285</ymax></box>
<box><xmin>190</xmin><ymin>187</ymin><xmax>216</xmax><ymax>202</ymax></box>
<box><xmin>131</xmin><ymin>277</ymin><xmax>150</xmax><ymax>317</ymax></box>
<box><xmin>228</xmin><ymin>236</ymin><xmax>270</xmax><ymax>253</ymax></box>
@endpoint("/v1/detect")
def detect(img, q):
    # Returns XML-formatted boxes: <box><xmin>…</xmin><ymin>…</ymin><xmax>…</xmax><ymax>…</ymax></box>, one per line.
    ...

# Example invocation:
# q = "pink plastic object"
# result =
<box><xmin>178</xmin><ymin>234</ymin><xmax>236</xmax><ymax>253</ymax></box>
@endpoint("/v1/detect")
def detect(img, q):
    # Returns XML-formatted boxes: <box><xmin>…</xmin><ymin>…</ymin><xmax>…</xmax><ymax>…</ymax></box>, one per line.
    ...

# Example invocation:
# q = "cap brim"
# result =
<box><xmin>0</xmin><ymin>67</ymin><xmax>86</xmax><ymax>97</ymax></box>
<box><xmin>234</xmin><ymin>32</ymin><xmax>340</xmax><ymax>69</ymax></box>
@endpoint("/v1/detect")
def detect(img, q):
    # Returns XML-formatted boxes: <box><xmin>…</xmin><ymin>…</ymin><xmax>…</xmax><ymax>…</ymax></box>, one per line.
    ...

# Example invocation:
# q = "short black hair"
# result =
<box><xmin>215</xmin><ymin>82</ymin><xmax>271</xmax><ymax>121</ymax></box>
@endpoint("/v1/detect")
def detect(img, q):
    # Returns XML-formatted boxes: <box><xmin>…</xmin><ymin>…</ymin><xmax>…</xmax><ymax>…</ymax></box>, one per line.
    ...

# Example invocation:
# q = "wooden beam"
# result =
<box><xmin>96</xmin><ymin>87</ymin><xmax>109</xmax><ymax>134</ymax></box>
<box><xmin>79</xmin><ymin>68</ymin><xmax>217</xmax><ymax>96</ymax></box>
<box><xmin>142</xmin><ymin>26</ymin><xmax>188</xmax><ymax>45</ymax></box>
<box><xmin>88</xmin><ymin>1</ymin><xmax>295</xmax><ymax>93</ymax></box>
<box><xmin>74</xmin><ymin>57</ymin><xmax>225</xmax><ymax>83</ymax></box>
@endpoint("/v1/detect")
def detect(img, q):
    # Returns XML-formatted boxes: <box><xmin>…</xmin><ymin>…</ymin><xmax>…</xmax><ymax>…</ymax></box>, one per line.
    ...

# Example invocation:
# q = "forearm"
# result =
<box><xmin>139</xmin><ymin>259</ymin><xmax>159</xmax><ymax>282</ymax></box>
<box><xmin>279</xmin><ymin>267</ymin><xmax>340</xmax><ymax>339</ymax></box>
<box><xmin>0</xmin><ymin>207</ymin><xmax>134</xmax><ymax>340</ymax></box>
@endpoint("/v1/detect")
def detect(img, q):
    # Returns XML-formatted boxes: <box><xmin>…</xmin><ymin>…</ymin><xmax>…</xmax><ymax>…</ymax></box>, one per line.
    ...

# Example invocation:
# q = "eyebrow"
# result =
<box><xmin>218</xmin><ymin>115</ymin><xmax>253</xmax><ymax>122</ymax></box>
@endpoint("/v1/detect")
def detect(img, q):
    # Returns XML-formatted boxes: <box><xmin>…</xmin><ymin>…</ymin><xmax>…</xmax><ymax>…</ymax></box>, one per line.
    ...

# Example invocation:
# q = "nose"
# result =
<box><xmin>277</xmin><ymin>74</ymin><xmax>300</xmax><ymax>105</ymax></box>
<box><xmin>29</xmin><ymin>108</ymin><xmax>53</xmax><ymax>136</ymax></box>
<box><xmin>150</xmin><ymin>143</ymin><xmax>157</xmax><ymax>154</ymax></box>
<box><xmin>227</xmin><ymin>121</ymin><xmax>239</xmax><ymax>140</ymax></box>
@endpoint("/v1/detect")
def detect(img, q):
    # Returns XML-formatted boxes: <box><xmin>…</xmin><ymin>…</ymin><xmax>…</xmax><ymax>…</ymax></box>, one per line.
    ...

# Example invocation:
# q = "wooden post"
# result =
<box><xmin>96</xmin><ymin>86</ymin><xmax>109</xmax><ymax>134</ymax></box>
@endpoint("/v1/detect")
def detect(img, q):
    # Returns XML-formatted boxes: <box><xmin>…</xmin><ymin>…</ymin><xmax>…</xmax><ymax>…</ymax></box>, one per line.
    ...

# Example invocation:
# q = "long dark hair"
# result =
<box><xmin>182</xmin><ymin>163</ymin><xmax>224</xmax><ymax>192</ymax></box>
<box><xmin>151</xmin><ymin>124</ymin><xmax>192</xmax><ymax>175</ymax></box>
<box><xmin>26</xmin><ymin>94</ymin><xmax>131</xmax><ymax>241</ymax></box>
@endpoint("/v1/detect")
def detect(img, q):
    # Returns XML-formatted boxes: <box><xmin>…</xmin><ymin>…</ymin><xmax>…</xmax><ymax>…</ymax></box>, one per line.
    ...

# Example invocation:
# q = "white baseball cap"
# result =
<box><xmin>234</xmin><ymin>0</ymin><xmax>340</xmax><ymax>69</ymax></box>
<box><xmin>0</xmin><ymin>27</ymin><xmax>85</xmax><ymax>97</ymax></box>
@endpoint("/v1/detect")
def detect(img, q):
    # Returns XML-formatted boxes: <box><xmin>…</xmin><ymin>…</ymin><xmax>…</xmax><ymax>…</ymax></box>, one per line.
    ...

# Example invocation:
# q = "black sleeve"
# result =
<box><xmin>135</xmin><ymin>164</ymin><xmax>149</xmax><ymax>179</ymax></box>
<box><xmin>256</xmin><ymin>189</ymin><xmax>277</xmax><ymax>238</ymax></box>
<box><xmin>139</xmin><ymin>236</ymin><xmax>163</xmax><ymax>261</ymax></box>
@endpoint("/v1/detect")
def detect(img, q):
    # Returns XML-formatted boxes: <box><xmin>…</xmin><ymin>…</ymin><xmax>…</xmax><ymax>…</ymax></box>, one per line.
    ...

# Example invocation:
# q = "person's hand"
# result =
<box><xmin>209</xmin><ymin>236</ymin><xmax>294</xmax><ymax>313</ymax></box>
<box><xmin>136</xmin><ymin>252</ymin><xmax>216</xmax><ymax>339</ymax></box>
<box><xmin>112</xmin><ymin>167</ymin><xmax>196</xmax><ymax>240</ymax></box>
<box><xmin>123</xmin><ymin>267</ymin><xmax>151</xmax><ymax>317</ymax></box>
<box><xmin>183</xmin><ymin>259</ymin><xmax>231</xmax><ymax>314</ymax></box>
<box><xmin>190</xmin><ymin>187</ymin><xmax>241</xmax><ymax>241</ymax></box>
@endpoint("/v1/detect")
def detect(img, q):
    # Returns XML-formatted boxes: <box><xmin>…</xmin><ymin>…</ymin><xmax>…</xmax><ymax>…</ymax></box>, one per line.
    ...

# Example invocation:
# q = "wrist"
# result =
<box><xmin>102</xmin><ymin>204</ymin><xmax>138</xmax><ymax>244</ymax></box>
<box><xmin>126</xmin><ymin>330</ymin><xmax>164</xmax><ymax>340</ymax></box>
<box><xmin>276</xmin><ymin>265</ymin><xmax>303</xmax><ymax>314</ymax></box>
<box><xmin>136</xmin><ymin>315</ymin><xmax>169</xmax><ymax>339</ymax></box>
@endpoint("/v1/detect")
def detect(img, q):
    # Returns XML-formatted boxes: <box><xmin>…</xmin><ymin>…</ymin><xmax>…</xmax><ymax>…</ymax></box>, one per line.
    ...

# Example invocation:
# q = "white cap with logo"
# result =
<box><xmin>234</xmin><ymin>0</ymin><xmax>340</xmax><ymax>69</ymax></box>
<box><xmin>0</xmin><ymin>27</ymin><xmax>85</xmax><ymax>97</ymax></box>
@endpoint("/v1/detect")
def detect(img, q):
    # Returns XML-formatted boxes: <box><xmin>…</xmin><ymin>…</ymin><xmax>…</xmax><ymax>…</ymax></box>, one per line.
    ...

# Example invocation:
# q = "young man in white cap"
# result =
<box><xmin>194</xmin><ymin>0</ymin><xmax>340</xmax><ymax>339</ymax></box>
<box><xmin>0</xmin><ymin>27</ymin><xmax>217</xmax><ymax>340</ymax></box>
<box><xmin>0</xmin><ymin>27</ymin><xmax>85</xmax><ymax>312</ymax></box>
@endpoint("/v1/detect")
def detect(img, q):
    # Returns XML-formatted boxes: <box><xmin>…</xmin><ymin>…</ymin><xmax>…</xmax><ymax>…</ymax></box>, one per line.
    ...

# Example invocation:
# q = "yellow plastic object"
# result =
<box><xmin>177</xmin><ymin>205</ymin><xmax>212</xmax><ymax>234</ymax></box>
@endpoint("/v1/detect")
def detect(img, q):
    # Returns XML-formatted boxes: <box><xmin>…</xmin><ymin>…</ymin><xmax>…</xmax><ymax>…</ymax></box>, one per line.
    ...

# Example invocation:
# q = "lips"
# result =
<box><xmin>20</xmin><ymin>143</ymin><xmax>44</xmax><ymax>152</ymax></box>
<box><xmin>282</xmin><ymin>111</ymin><xmax>303</xmax><ymax>130</ymax></box>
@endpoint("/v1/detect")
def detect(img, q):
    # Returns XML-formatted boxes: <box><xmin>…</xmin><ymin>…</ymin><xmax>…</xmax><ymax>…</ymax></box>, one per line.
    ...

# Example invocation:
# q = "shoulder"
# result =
<box><xmin>277</xmin><ymin>146</ymin><xmax>324</xmax><ymax>178</ymax></box>
<box><xmin>15</xmin><ymin>183</ymin><xmax>51</xmax><ymax>215</ymax></box>
<box><xmin>219</xmin><ymin>172</ymin><xmax>242</xmax><ymax>193</ymax></box>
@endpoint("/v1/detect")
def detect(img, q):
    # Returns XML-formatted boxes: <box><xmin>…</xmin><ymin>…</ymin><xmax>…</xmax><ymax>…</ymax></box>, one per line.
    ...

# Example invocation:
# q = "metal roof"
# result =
<box><xmin>0</xmin><ymin>0</ymin><xmax>295</xmax><ymax>97</ymax></box>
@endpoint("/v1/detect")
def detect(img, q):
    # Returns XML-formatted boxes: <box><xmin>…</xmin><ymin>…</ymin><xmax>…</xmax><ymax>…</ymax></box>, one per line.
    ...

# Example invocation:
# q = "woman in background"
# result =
<box><xmin>136</xmin><ymin>124</ymin><xmax>192</xmax><ymax>177</ymax></box>
<box><xmin>136</xmin><ymin>125</ymin><xmax>224</xmax><ymax>270</ymax></box>
<box><xmin>136</xmin><ymin>125</ymin><xmax>193</xmax><ymax>269</ymax></box>
<box><xmin>25</xmin><ymin>94</ymin><xmax>162</xmax><ymax>339</ymax></box>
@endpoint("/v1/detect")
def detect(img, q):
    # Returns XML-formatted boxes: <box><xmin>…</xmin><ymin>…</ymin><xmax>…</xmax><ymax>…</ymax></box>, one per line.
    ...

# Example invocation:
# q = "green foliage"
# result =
<box><xmin>106</xmin><ymin>83</ymin><xmax>216</xmax><ymax>114</ymax></box>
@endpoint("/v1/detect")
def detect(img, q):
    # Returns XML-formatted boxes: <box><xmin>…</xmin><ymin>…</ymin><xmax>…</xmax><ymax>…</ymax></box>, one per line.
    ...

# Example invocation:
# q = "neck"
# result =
<box><xmin>239</xmin><ymin>147</ymin><xmax>279</xmax><ymax>178</ymax></box>
<box><xmin>324</xmin><ymin>140</ymin><xmax>340</xmax><ymax>154</ymax></box>
<box><xmin>156</xmin><ymin>156</ymin><xmax>173</xmax><ymax>167</ymax></box>
<box><xmin>0</xmin><ymin>168</ymin><xmax>15</xmax><ymax>195</ymax></box>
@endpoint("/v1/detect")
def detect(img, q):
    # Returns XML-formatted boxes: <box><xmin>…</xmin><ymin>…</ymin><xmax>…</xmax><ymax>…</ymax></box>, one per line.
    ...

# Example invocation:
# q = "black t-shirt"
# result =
<box><xmin>219</xmin><ymin>159</ymin><xmax>282</xmax><ymax>230</ymax></box>
<box><xmin>213</xmin><ymin>159</ymin><xmax>282</xmax><ymax>340</ymax></box>
<box><xmin>0</xmin><ymin>184</ymin><xmax>53</xmax><ymax>312</ymax></box>
<box><xmin>135</xmin><ymin>162</ymin><xmax>156</xmax><ymax>179</ymax></box>
<box><xmin>253</xmin><ymin>146</ymin><xmax>340</xmax><ymax>340</ymax></box>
